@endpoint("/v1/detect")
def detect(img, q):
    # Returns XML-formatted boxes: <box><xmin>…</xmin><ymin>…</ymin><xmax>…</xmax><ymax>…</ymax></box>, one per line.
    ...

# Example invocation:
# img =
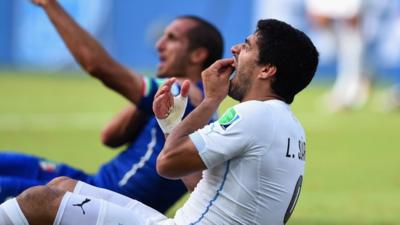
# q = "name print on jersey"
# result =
<box><xmin>285</xmin><ymin>138</ymin><xmax>306</xmax><ymax>161</ymax></box>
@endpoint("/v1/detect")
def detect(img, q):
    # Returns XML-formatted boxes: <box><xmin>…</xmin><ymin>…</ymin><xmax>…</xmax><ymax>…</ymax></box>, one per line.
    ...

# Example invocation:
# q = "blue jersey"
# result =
<box><xmin>0</xmin><ymin>77</ymin><xmax>211</xmax><ymax>213</ymax></box>
<box><xmin>90</xmin><ymin>77</ymin><xmax>202</xmax><ymax>212</ymax></box>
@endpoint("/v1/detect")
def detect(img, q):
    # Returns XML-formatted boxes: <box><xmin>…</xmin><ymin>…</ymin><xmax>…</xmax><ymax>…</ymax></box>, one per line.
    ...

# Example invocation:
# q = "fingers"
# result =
<box><xmin>207</xmin><ymin>58</ymin><xmax>235</xmax><ymax>79</ymax></box>
<box><xmin>153</xmin><ymin>78</ymin><xmax>176</xmax><ymax>119</ymax></box>
<box><xmin>153</xmin><ymin>77</ymin><xmax>190</xmax><ymax>119</ymax></box>
<box><xmin>216</xmin><ymin>58</ymin><xmax>235</xmax><ymax>69</ymax></box>
<box><xmin>200</xmin><ymin>58</ymin><xmax>234</xmax><ymax>103</ymax></box>
<box><xmin>209</xmin><ymin>58</ymin><xmax>234</xmax><ymax>72</ymax></box>
<box><xmin>154</xmin><ymin>78</ymin><xmax>176</xmax><ymax>99</ymax></box>
<box><xmin>217</xmin><ymin>59</ymin><xmax>235</xmax><ymax>77</ymax></box>
<box><xmin>164</xmin><ymin>77</ymin><xmax>177</xmax><ymax>89</ymax></box>
<box><xmin>153</xmin><ymin>93</ymin><xmax>173</xmax><ymax>119</ymax></box>
<box><xmin>180</xmin><ymin>80</ymin><xmax>190</xmax><ymax>97</ymax></box>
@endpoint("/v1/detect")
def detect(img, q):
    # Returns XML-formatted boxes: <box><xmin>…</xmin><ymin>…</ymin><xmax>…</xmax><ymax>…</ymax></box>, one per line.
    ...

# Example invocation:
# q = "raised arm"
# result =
<box><xmin>152</xmin><ymin>78</ymin><xmax>202</xmax><ymax>191</ymax></box>
<box><xmin>31</xmin><ymin>0</ymin><xmax>143</xmax><ymax>104</ymax></box>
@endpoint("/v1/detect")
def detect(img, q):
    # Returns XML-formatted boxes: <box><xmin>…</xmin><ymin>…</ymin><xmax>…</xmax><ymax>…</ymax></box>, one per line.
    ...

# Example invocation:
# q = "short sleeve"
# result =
<box><xmin>189</xmin><ymin>106</ymin><xmax>253</xmax><ymax>169</ymax></box>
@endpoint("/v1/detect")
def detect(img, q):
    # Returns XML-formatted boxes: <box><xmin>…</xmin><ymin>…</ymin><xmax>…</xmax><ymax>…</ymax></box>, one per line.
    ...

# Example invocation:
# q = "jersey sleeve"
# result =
<box><xmin>189</xmin><ymin>105</ymin><xmax>255</xmax><ymax>169</ymax></box>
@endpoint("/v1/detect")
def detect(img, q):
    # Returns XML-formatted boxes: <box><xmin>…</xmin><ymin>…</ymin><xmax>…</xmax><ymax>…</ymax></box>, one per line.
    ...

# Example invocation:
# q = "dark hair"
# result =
<box><xmin>177</xmin><ymin>15</ymin><xmax>224</xmax><ymax>69</ymax></box>
<box><xmin>255</xmin><ymin>19</ymin><xmax>319</xmax><ymax>103</ymax></box>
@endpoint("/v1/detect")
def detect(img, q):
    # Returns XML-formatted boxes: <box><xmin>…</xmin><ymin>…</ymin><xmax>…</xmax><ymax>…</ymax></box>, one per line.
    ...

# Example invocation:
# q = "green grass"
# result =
<box><xmin>1</xmin><ymin>71</ymin><xmax>399</xmax><ymax>224</ymax></box>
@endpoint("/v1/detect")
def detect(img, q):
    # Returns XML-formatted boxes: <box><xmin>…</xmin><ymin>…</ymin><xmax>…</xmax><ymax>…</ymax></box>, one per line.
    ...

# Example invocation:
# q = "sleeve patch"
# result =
<box><xmin>141</xmin><ymin>77</ymin><xmax>150</xmax><ymax>97</ymax></box>
<box><xmin>142</xmin><ymin>77</ymin><xmax>168</xmax><ymax>97</ymax></box>
<box><xmin>218</xmin><ymin>107</ymin><xmax>240</xmax><ymax>130</ymax></box>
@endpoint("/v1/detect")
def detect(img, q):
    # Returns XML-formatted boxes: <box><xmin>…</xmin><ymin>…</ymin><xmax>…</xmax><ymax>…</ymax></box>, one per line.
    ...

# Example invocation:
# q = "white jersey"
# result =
<box><xmin>174</xmin><ymin>100</ymin><xmax>306</xmax><ymax>225</ymax></box>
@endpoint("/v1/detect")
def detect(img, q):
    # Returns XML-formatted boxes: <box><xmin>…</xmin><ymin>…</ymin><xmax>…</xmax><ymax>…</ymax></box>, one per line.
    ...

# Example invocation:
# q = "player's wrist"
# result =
<box><xmin>156</xmin><ymin>95</ymin><xmax>188</xmax><ymax>134</ymax></box>
<box><xmin>203</xmin><ymin>97</ymin><xmax>223</xmax><ymax>108</ymax></box>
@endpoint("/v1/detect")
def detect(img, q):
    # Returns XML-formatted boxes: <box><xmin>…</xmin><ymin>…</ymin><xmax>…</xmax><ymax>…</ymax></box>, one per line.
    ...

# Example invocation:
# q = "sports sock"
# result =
<box><xmin>0</xmin><ymin>207</ymin><xmax>13</xmax><ymax>225</ymax></box>
<box><xmin>0</xmin><ymin>198</ymin><xmax>29</xmax><ymax>225</ymax></box>
<box><xmin>73</xmin><ymin>181</ymin><xmax>137</xmax><ymax>208</ymax></box>
<box><xmin>54</xmin><ymin>192</ymin><xmax>101</xmax><ymax>225</ymax></box>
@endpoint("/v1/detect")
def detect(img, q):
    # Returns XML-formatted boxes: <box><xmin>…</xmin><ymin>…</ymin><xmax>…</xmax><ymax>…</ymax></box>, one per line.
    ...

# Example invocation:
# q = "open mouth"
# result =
<box><xmin>229</xmin><ymin>70</ymin><xmax>237</xmax><ymax>81</ymax></box>
<box><xmin>229</xmin><ymin>57</ymin><xmax>237</xmax><ymax>80</ymax></box>
<box><xmin>232</xmin><ymin>55</ymin><xmax>238</xmax><ymax>68</ymax></box>
<box><xmin>157</xmin><ymin>56</ymin><xmax>167</xmax><ymax>69</ymax></box>
<box><xmin>159</xmin><ymin>55</ymin><xmax>166</xmax><ymax>62</ymax></box>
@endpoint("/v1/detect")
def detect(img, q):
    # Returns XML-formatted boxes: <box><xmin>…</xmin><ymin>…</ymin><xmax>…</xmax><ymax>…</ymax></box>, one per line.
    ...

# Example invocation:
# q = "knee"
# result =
<box><xmin>18</xmin><ymin>185</ymin><xmax>60</xmax><ymax>208</ymax></box>
<box><xmin>47</xmin><ymin>176</ymin><xmax>77</xmax><ymax>192</ymax></box>
<box><xmin>17</xmin><ymin>185</ymin><xmax>64</xmax><ymax>224</ymax></box>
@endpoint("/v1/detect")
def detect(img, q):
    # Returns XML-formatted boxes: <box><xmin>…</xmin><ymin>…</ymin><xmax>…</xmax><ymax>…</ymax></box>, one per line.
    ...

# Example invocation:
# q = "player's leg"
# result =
<box><xmin>0</xmin><ymin>151</ymin><xmax>89</xmax><ymax>181</ymax></box>
<box><xmin>0</xmin><ymin>184</ymin><xmax>64</xmax><ymax>225</ymax></box>
<box><xmin>53</xmin><ymin>192</ymin><xmax>172</xmax><ymax>225</ymax></box>
<box><xmin>0</xmin><ymin>179</ymin><xmax>173</xmax><ymax>225</ymax></box>
<box><xmin>0</xmin><ymin>152</ymin><xmax>90</xmax><ymax>202</ymax></box>
<box><xmin>0</xmin><ymin>152</ymin><xmax>43</xmax><ymax>178</ymax></box>
<box><xmin>48</xmin><ymin>177</ymin><xmax>171</xmax><ymax>223</ymax></box>
<box><xmin>49</xmin><ymin>176</ymin><xmax>142</xmax><ymax>209</ymax></box>
<box><xmin>329</xmin><ymin>19</ymin><xmax>368</xmax><ymax>110</ymax></box>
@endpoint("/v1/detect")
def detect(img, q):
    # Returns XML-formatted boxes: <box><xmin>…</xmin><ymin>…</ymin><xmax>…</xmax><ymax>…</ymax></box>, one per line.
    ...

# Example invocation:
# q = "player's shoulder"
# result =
<box><xmin>227</xmin><ymin>100</ymin><xmax>290</xmax><ymax>127</ymax></box>
<box><xmin>217</xmin><ymin>101</ymin><xmax>270</xmax><ymax>130</ymax></box>
<box><xmin>233</xmin><ymin>100</ymin><xmax>287</xmax><ymax>116</ymax></box>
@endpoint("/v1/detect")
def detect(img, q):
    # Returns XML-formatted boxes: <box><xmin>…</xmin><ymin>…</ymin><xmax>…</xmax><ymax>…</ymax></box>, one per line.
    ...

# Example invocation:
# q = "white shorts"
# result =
<box><xmin>54</xmin><ymin>192</ymin><xmax>176</xmax><ymax>225</ymax></box>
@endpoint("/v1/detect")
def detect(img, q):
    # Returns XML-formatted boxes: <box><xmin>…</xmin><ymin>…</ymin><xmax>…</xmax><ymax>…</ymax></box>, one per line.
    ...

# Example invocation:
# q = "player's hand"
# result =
<box><xmin>201</xmin><ymin>58</ymin><xmax>234</xmax><ymax>103</ymax></box>
<box><xmin>153</xmin><ymin>78</ymin><xmax>190</xmax><ymax>119</ymax></box>
<box><xmin>31</xmin><ymin>0</ymin><xmax>54</xmax><ymax>7</ymax></box>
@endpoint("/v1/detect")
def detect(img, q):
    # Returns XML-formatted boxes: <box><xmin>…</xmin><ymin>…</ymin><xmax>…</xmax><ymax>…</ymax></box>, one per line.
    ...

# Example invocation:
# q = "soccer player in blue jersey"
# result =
<box><xmin>0</xmin><ymin>0</ymin><xmax>223</xmax><ymax>213</ymax></box>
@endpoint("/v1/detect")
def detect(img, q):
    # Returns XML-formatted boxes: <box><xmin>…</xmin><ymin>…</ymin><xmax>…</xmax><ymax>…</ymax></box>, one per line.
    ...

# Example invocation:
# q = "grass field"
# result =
<box><xmin>0</xmin><ymin>71</ymin><xmax>399</xmax><ymax>224</ymax></box>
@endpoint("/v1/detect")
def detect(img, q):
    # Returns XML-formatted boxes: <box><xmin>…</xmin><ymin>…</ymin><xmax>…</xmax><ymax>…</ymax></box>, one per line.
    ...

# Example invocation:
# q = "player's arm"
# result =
<box><xmin>31</xmin><ymin>0</ymin><xmax>143</xmax><ymax>104</ymax></box>
<box><xmin>181</xmin><ymin>172</ymin><xmax>203</xmax><ymax>192</ymax></box>
<box><xmin>155</xmin><ymin>59</ymin><xmax>234</xmax><ymax>179</ymax></box>
<box><xmin>101</xmin><ymin>105</ymin><xmax>147</xmax><ymax>148</ymax></box>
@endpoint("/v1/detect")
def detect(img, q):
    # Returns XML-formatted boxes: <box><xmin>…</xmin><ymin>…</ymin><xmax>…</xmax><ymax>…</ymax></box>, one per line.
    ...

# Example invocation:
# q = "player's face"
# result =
<box><xmin>155</xmin><ymin>19</ymin><xmax>196</xmax><ymax>78</ymax></box>
<box><xmin>229</xmin><ymin>34</ymin><xmax>260</xmax><ymax>101</ymax></box>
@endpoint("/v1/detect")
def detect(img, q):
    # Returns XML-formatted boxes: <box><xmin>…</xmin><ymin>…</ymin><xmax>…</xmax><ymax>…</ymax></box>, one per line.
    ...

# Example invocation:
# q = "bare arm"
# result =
<box><xmin>154</xmin><ymin>59</ymin><xmax>234</xmax><ymax>179</ymax></box>
<box><xmin>32</xmin><ymin>0</ymin><xmax>143</xmax><ymax>104</ymax></box>
<box><xmin>181</xmin><ymin>172</ymin><xmax>203</xmax><ymax>192</ymax></box>
<box><xmin>101</xmin><ymin>105</ymin><xmax>147</xmax><ymax>148</ymax></box>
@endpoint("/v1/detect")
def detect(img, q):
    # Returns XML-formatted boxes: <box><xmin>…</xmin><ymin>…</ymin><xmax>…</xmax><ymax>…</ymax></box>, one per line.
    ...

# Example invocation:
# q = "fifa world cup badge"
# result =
<box><xmin>218</xmin><ymin>107</ymin><xmax>240</xmax><ymax>130</ymax></box>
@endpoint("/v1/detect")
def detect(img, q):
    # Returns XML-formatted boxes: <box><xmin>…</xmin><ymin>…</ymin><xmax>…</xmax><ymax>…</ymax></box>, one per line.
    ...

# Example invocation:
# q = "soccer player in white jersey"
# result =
<box><xmin>0</xmin><ymin>19</ymin><xmax>318</xmax><ymax>225</ymax></box>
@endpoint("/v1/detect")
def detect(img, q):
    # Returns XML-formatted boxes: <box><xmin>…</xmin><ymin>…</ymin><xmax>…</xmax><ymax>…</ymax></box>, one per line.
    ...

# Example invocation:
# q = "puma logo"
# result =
<box><xmin>72</xmin><ymin>198</ymin><xmax>91</xmax><ymax>215</ymax></box>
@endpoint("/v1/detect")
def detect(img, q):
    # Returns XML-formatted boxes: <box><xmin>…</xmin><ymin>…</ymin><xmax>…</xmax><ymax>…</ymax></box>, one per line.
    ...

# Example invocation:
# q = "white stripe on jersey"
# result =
<box><xmin>119</xmin><ymin>128</ymin><xmax>157</xmax><ymax>186</ymax></box>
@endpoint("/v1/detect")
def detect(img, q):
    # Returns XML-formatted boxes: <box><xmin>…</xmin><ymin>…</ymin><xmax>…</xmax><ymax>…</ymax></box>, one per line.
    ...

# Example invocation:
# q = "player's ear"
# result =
<box><xmin>190</xmin><ymin>47</ymin><xmax>208</xmax><ymax>65</ymax></box>
<box><xmin>258</xmin><ymin>64</ymin><xmax>277</xmax><ymax>80</ymax></box>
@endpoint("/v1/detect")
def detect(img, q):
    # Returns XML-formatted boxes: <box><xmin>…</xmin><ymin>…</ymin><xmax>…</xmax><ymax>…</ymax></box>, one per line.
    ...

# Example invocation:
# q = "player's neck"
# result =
<box><xmin>241</xmin><ymin>84</ymin><xmax>284</xmax><ymax>103</ymax></box>
<box><xmin>184</xmin><ymin>66</ymin><xmax>203</xmax><ymax>83</ymax></box>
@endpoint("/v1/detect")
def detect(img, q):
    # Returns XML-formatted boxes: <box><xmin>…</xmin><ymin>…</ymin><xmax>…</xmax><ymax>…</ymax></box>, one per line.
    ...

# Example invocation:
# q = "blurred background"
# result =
<box><xmin>0</xmin><ymin>0</ymin><xmax>399</xmax><ymax>224</ymax></box>
<box><xmin>1</xmin><ymin>0</ymin><xmax>400</xmax><ymax>78</ymax></box>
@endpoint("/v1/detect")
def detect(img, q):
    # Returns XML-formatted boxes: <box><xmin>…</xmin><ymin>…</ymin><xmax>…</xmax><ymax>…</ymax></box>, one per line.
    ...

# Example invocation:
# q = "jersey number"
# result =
<box><xmin>283</xmin><ymin>175</ymin><xmax>303</xmax><ymax>224</ymax></box>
